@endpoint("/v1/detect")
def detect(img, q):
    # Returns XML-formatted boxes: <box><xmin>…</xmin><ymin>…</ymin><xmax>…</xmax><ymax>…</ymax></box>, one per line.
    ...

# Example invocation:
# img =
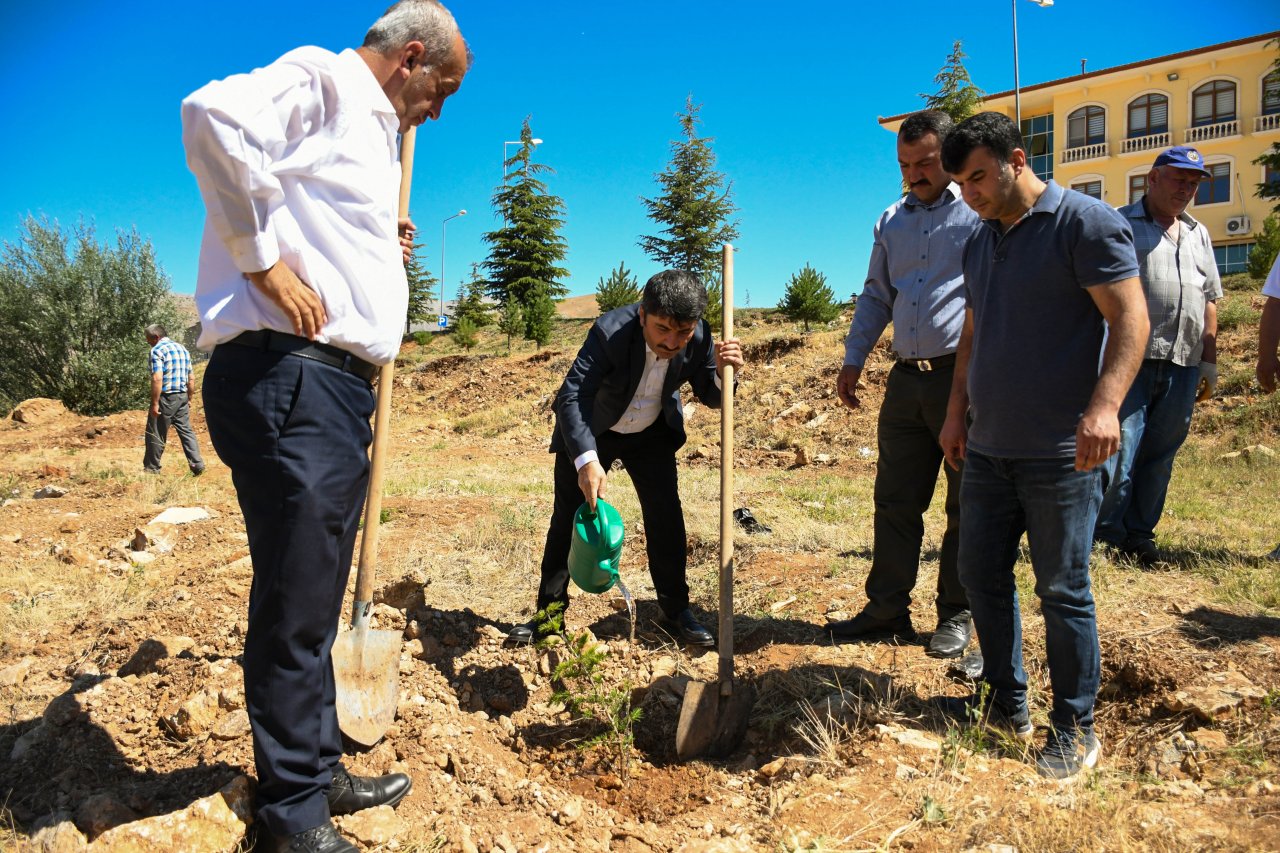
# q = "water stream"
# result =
<box><xmin>616</xmin><ymin>577</ymin><xmax>636</xmax><ymax>646</ymax></box>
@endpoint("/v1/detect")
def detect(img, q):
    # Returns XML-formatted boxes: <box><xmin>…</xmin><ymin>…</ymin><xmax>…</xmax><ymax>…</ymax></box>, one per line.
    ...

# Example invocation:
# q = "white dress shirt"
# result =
<box><xmin>182</xmin><ymin>47</ymin><xmax>407</xmax><ymax>365</ymax></box>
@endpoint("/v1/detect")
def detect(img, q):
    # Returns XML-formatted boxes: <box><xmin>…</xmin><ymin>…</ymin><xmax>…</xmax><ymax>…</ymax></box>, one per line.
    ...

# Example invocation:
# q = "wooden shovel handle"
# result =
<box><xmin>719</xmin><ymin>244</ymin><xmax>734</xmax><ymax>688</ymax></box>
<box><xmin>352</xmin><ymin>128</ymin><xmax>416</xmax><ymax>624</ymax></box>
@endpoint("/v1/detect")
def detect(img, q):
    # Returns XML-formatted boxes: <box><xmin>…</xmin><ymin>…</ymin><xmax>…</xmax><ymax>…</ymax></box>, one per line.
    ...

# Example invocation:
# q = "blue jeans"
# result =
<box><xmin>1095</xmin><ymin>359</ymin><xmax>1198</xmax><ymax>547</ymax></box>
<box><xmin>959</xmin><ymin>450</ymin><xmax>1103</xmax><ymax>731</ymax></box>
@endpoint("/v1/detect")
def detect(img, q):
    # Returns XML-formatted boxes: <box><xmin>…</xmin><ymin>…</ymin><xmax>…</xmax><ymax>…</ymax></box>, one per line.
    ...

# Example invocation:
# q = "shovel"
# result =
<box><xmin>675</xmin><ymin>244</ymin><xmax>756</xmax><ymax>760</ymax></box>
<box><xmin>332</xmin><ymin>127</ymin><xmax>417</xmax><ymax>747</ymax></box>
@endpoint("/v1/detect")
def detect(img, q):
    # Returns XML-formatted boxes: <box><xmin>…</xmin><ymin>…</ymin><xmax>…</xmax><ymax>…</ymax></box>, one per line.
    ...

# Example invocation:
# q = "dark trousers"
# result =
<box><xmin>537</xmin><ymin>420</ymin><xmax>689</xmax><ymax>619</ymax></box>
<box><xmin>143</xmin><ymin>392</ymin><xmax>205</xmax><ymax>472</ymax></box>
<box><xmin>865</xmin><ymin>361</ymin><xmax>968</xmax><ymax>623</ymax></box>
<box><xmin>202</xmin><ymin>344</ymin><xmax>375</xmax><ymax>837</ymax></box>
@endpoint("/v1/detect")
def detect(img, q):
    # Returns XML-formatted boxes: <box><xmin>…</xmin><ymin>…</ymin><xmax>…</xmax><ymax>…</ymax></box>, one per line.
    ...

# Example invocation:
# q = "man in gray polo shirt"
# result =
<box><xmin>937</xmin><ymin>112</ymin><xmax>1149</xmax><ymax>781</ymax></box>
<box><xmin>828</xmin><ymin>110</ymin><xmax>979</xmax><ymax>659</ymax></box>
<box><xmin>1094</xmin><ymin>146</ymin><xmax>1221</xmax><ymax>568</ymax></box>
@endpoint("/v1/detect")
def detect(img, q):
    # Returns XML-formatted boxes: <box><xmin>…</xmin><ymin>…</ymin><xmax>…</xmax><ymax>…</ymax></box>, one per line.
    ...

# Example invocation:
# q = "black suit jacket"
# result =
<box><xmin>551</xmin><ymin>304</ymin><xmax>725</xmax><ymax>458</ymax></box>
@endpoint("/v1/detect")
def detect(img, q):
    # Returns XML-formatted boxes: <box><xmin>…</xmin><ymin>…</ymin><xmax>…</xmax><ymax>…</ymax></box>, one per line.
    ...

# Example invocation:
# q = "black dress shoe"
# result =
<box><xmin>271</xmin><ymin>822</ymin><xmax>356</xmax><ymax>853</ymax></box>
<box><xmin>659</xmin><ymin>608</ymin><xmax>715</xmax><ymax>647</ymax></box>
<box><xmin>326</xmin><ymin>764</ymin><xmax>412</xmax><ymax>816</ymax></box>
<box><xmin>927</xmin><ymin>614</ymin><xmax>972</xmax><ymax>659</ymax></box>
<box><xmin>506</xmin><ymin>619</ymin><xmax>539</xmax><ymax>645</ymax></box>
<box><xmin>827</xmin><ymin>610</ymin><xmax>916</xmax><ymax>643</ymax></box>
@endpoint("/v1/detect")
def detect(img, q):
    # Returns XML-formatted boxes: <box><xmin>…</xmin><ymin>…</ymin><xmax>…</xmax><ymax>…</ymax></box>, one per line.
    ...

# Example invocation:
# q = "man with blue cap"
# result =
<box><xmin>1094</xmin><ymin>146</ymin><xmax>1221</xmax><ymax>568</ymax></box>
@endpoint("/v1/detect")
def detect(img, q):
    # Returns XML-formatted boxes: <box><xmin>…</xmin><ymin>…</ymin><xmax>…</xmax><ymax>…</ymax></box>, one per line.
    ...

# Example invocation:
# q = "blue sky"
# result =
<box><xmin>0</xmin><ymin>1</ymin><xmax>1273</xmax><ymax>310</ymax></box>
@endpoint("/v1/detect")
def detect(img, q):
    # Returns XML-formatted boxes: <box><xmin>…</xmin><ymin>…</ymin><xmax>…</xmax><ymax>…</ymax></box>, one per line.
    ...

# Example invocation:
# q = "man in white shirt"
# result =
<box><xmin>506</xmin><ymin>271</ymin><xmax>744</xmax><ymax>647</ymax></box>
<box><xmin>181</xmin><ymin>3</ymin><xmax>469</xmax><ymax>852</ymax></box>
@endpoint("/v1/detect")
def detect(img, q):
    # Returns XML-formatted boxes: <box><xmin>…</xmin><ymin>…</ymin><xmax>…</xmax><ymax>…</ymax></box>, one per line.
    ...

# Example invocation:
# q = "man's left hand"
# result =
<box><xmin>1196</xmin><ymin>361</ymin><xmax>1217</xmax><ymax>403</ymax></box>
<box><xmin>1075</xmin><ymin>406</ymin><xmax>1120</xmax><ymax>471</ymax></box>
<box><xmin>398</xmin><ymin>217</ymin><xmax>416</xmax><ymax>266</ymax></box>
<box><xmin>150</xmin><ymin>402</ymin><xmax>161</xmax><ymax>418</ymax></box>
<box><xmin>715</xmin><ymin>338</ymin><xmax>744</xmax><ymax>377</ymax></box>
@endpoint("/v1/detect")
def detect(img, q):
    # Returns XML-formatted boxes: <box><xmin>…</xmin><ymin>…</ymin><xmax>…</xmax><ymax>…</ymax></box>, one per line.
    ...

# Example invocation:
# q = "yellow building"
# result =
<box><xmin>882</xmin><ymin>31</ymin><xmax>1280</xmax><ymax>275</ymax></box>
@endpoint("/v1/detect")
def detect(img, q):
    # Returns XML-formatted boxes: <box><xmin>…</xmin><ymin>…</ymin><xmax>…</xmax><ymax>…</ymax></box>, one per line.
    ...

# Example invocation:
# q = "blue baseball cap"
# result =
<box><xmin>1154</xmin><ymin>145</ymin><xmax>1211</xmax><ymax>176</ymax></box>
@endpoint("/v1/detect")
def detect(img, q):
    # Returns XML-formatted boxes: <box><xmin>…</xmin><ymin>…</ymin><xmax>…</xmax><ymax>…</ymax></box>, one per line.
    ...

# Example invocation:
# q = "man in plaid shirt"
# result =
<box><xmin>144</xmin><ymin>324</ymin><xmax>205</xmax><ymax>475</ymax></box>
<box><xmin>1094</xmin><ymin>146</ymin><xmax>1221</xmax><ymax>567</ymax></box>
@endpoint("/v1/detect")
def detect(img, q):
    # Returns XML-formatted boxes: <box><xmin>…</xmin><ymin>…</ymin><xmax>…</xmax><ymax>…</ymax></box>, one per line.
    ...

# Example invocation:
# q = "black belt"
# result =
<box><xmin>895</xmin><ymin>352</ymin><xmax>957</xmax><ymax>372</ymax></box>
<box><xmin>225</xmin><ymin>330</ymin><xmax>379</xmax><ymax>383</ymax></box>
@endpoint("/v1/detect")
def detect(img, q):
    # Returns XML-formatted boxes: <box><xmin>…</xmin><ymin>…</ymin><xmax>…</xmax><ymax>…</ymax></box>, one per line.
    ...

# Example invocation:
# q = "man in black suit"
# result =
<box><xmin>507</xmin><ymin>269</ymin><xmax>744</xmax><ymax>646</ymax></box>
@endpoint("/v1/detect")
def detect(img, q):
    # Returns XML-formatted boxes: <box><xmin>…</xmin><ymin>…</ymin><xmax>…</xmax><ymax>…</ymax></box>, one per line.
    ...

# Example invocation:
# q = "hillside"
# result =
<box><xmin>0</xmin><ymin>284</ymin><xmax>1277</xmax><ymax>851</ymax></box>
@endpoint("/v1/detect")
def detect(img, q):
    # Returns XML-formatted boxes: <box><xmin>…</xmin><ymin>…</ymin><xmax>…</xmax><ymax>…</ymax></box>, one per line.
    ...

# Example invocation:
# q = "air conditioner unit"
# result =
<box><xmin>1225</xmin><ymin>215</ymin><xmax>1251</xmax><ymax>235</ymax></box>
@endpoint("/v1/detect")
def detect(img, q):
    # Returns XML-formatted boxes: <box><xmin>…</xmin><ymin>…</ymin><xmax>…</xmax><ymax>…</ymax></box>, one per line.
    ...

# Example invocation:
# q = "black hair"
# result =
<box><xmin>899</xmin><ymin>109</ymin><xmax>954</xmax><ymax>145</ymax></box>
<box><xmin>941</xmin><ymin>111</ymin><xmax>1023</xmax><ymax>174</ymax></box>
<box><xmin>640</xmin><ymin>270</ymin><xmax>707</xmax><ymax>323</ymax></box>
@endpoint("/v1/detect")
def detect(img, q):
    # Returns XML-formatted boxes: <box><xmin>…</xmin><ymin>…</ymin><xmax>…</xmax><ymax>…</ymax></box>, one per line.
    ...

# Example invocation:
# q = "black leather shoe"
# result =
<box><xmin>927</xmin><ymin>614</ymin><xmax>972</xmax><ymax>659</ymax></box>
<box><xmin>271</xmin><ymin>822</ymin><xmax>356</xmax><ymax>853</ymax></box>
<box><xmin>326</xmin><ymin>764</ymin><xmax>412</xmax><ymax>816</ymax></box>
<box><xmin>827</xmin><ymin>610</ymin><xmax>916</xmax><ymax>643</ymax></box>
<box><xmin>659</xmin><ymin>608</ymin><xmax>715</xmax><ymax>647</ymax></box>
<box><xmin>506</xmin><ymin>619</ymin><xmax>539</xmax><ymax>645</ymax></box>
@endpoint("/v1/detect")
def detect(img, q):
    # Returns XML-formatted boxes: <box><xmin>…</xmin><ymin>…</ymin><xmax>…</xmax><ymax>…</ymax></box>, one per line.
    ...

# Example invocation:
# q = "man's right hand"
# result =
<box><xmin>939</xmin><ymin>411</ymin><xmax>967</xmax><ymax>470</ymax></box>
<box><xmin>577</xmin><ymin>460</ymin><xmax>608</xmax><ymax>510</ymax></box>
<box><xmin>836</xmin><ymin>365</ymin><xmax>863</xmax><ymax>410</ymax></box>
<box><xmin>247</xmin><ymin>261</ymin><xmax>327</xmax><ymax>340</ymax></box>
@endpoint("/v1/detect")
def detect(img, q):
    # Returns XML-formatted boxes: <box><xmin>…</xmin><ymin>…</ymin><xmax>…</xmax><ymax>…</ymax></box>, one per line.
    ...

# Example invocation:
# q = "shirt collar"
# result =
<box><xmin>903</xmin><ymin>182</ymin><xmax>961</xmax><ymax>209</ymax></box>
<box><xmin>1131</xmin><ymin>194</ymin><xmax>1201</xmax><ymax>230</ymax></box>
<box><xmin>336</xmin><ymin>48</ymin><xmax>397</xmax><ymax>118</ymax></box>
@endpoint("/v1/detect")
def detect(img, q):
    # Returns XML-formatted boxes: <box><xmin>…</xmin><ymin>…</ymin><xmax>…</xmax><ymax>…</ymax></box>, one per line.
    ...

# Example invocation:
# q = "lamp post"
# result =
<box><xmin>440</xmin><ymin>210</ymin><xmax>466</xmax><ymax>324</ymax></box>
<box><xmin>502</xmin><ymin>137</ymin><xmax>543</xmax><ymax>181</ymax></box>
<box><xmin>1013</xmin><ymin>0</ymin><xmax>1054</xmax><ymax>131</ymax></box>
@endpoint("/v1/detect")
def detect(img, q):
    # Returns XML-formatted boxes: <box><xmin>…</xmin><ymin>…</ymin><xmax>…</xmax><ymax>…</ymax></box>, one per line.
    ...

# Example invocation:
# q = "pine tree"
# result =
<box><xmin>595</xmin><ymin>262</ymin><xmax>642</xmax><ymax>314</ymax></box>
<box><xmin>1248</xmin><ymin>214</ymin><xmax>1280</xmax><ymax>281</ymax></box>
<box><xmin>777</xmin><ymin>264</ymin><xmax>841</xmax><ymax>332</ymax></box>
<box><xmin>921</xmin><ymin>41</ymin><xmax>985</xmax><ymax>124</ymax></box>
<box><xmin>482</xmin><ymin>118</ymin><xmax>569</xmax><ymax>335</ymax></box>
<box><xmin>498</xmin><ymin>299</ymin><xmax>525</xmax><ymax>353</ymax></box>
<box><xmin>404</xmin><ymin>242</ymin><xmax>439</xmax><ymax>335</ymax></box>
<box><xmin>702</xmin><ymin>269</ymin><xmax>723</xmax><ymax>334</ymax></box>
<box><xmin>525</xmin><ymin>286</ymin><xmax>557</xmax><ymax>349</ymax></box>
<box><xmin>451</xmin><ymin>316</ymin><xmax>479</xmax><ymax>350</ymax></box>
<box><xmin>454</xmin><ymin>263</ymin><xmax>493</xmax><ymax>328</ymax></box>
<box><xmin>638</xmin><ymin>96</ymin><xmax>739</xmax><ymax>281</ymax></box>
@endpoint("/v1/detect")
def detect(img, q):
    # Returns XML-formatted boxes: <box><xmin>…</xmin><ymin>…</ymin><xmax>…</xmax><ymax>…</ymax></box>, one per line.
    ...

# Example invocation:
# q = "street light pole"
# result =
<box><xmin>1013</xmin><ymin>0</ymin><xmax>1054</xmax><ymax>131</ymax></box>
<box><xmin>502</xmin><ymin>137</ymin><xmax>543</xmax><ymax>181</ymax></box>
<box><xmin>440</xmin><ymin>210</ymin><xmax>466</xmax><ymax>324</ymax></box>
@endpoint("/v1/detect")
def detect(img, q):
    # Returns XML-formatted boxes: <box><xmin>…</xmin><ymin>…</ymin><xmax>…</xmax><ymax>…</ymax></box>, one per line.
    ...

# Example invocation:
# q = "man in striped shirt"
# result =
<box><xmin>144</xmin><ymin>324</ymin><xmax>205</xmax><ymax>475</ymax></box>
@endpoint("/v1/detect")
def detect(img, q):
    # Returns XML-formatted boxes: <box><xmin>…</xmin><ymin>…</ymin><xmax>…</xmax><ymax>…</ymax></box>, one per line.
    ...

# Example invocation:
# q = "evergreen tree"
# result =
<box><xmin>638</xmin><ymin>96</ymin><xmax>740</xmax><ymax>281</ymax></box>
<box><xmin>451</xmin><ymin>315</ymin><xmax>479</xmax><ymax>350</ymax></box>
<box><xmin>702</xmin><ymin>269</ymin><xmax>723</xmax><ymax>334</ymax></box>
<box><xmin>595</xmin><ymin>262</ymin><xmax>642</xmax><ymax>314</ymax></box>
<box><xmin>1248</xmin><ymin>214</ymin><xmax>1280</xmax><ymax>281</ymax></box>
<box><xmin>0</xmin><ymin>217</ymin><xmax>184</xmax><ymax>415</ymax></box>
<box><xmin>777</xmin><ymin>264</ymin><xmax>841</xmax><ymax>332</ymax></box>
<box><xmin>498</xmin><ymin>298</ymin><xmax>525</xmax><ymax>353</ymax></box>
<box><xmin>454</xmin><ymin>263</ymin><xmax>493</xmax><ymax>327</ymax></box>
<box><xmin>482</xmin><ymin>118</ymin><xmax>569</xmax><ymax>330</ymax></box>
<box><xmin>404</xmin><ymin>242</ymin><xmax>438</xmax><ymax>335</ymax></box>
<box><xmin>525</xmin><ymin>286</ymin><xmax>557</xmax><ymax>349</ymax></box>
<box><xmin>921</xmin><ymin>41</ymin><xmax>985</xmax><ymax>123</ymax></box>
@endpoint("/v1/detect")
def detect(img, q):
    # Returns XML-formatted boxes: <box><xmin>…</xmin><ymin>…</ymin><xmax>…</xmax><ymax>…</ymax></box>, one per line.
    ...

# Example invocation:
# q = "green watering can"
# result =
<box><xmin>568</xmin><ymin>499</ymin><xmax>625</xmax><ymax>594</ymax></box>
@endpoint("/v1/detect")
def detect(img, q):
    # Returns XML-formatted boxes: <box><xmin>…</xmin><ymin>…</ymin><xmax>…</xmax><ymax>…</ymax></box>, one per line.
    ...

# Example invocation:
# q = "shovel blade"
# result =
<box><xmin>332</xmin><ymin>626</ymin><xmax>401</xmax><ymax>747</ymax></box>
<box><xmin>675</xmin><ymin>679</ymin><xmax>756</xmax><ymax>760</ymax></box>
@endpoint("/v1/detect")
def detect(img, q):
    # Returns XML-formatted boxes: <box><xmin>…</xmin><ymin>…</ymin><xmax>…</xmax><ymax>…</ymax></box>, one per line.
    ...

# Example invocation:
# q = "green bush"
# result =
<box><xmin>412</xmin><ymin>330</ymin><xmax>432</xmax><ymax>346</ymax></box>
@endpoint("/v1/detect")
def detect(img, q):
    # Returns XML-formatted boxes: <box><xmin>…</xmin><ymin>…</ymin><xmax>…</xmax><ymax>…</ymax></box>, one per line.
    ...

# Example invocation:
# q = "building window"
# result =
<box><xmin>1072</xmin><ymin>180</ymin><xmax>1102</xmax><ymax>199</ymax></box>
<box><xmin>1192</xmin><ymin>80</ymin><xmax>1236</xmax><ymax>126</ymax></box>
<box><xmin>1021</xmin><ymin>113</ymin><xmax>1054</xmax><ymax>181</ymax></box>
<box><xmin>1067</xmin><ymin>105</ymin><xmax>1106</xmax><ymax>147</ymax></box>
<box><xmin>1267</xmin><ymin>165</ymin><xmax>1280</xmax><ymax>192</ymax></box>
<box><xmin>1265</xmin><ymin>71</ymin><xmax>1280</xmax><ymax>116</ymax></box>
<box><xmin>1213</xmin><ymin>243</ymin><xmax>1253</xmax><ymax>276</ymax></box>
<box><xmin>1129</xmin><ymin>173</ymin><xmax>1147</xmax><ymax>204</ymax></box>
<box><xmin>1194</xmin><ymin>162</ymin><xmax>1231</xmax><ymax>205</ymax></box>
<box><xmin>1127</xmin><ymin>94</ymin><xmax>1168</xmax><ymax>138</ymax></box>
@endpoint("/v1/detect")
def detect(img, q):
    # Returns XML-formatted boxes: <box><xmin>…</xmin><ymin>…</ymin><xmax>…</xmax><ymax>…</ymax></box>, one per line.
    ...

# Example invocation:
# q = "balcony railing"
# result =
<box><xmin>1061</xmin><ymin>142</ymin><xmax>1109</xmax><ymax>164</ymax></box>
<box><xmin>1257</xmin><ymin>113</ymin><xmax>1280</xmax><ymax>133</ymax></box>
<box><xmin>1121</xmin><ymin>132</ymin><xmax>1170</xmax><ymax>154</ymax></box>
<box><xmin>1185</xmin><ymin>119</ymin><xmax>1239</xmax><ymax>143</ymax></box>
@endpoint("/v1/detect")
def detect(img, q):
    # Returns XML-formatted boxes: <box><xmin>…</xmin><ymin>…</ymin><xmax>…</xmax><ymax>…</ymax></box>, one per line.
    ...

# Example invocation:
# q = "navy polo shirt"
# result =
<box><xmin>963</xmin><ymin>181</ymin><xmax>1139</xmax><ymax>459</ymax></box>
